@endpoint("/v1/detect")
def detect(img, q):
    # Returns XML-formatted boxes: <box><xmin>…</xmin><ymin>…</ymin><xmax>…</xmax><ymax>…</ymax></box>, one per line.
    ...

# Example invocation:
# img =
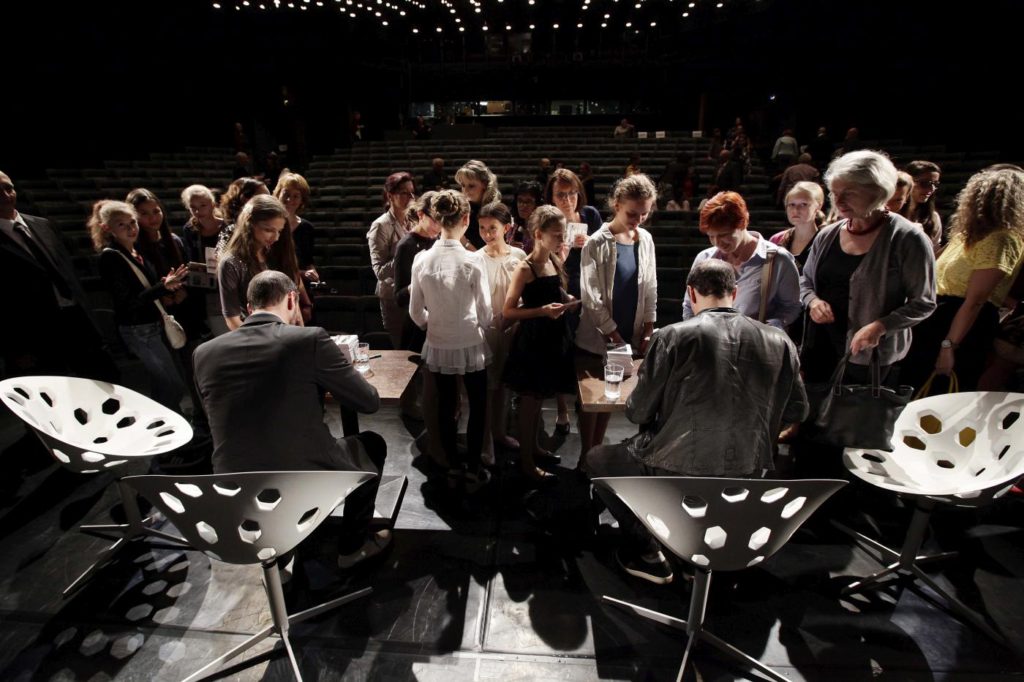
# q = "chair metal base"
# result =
<box><xmin>602</xmin><ymin>570</ymin><xmax>787</xmax><ymax>682</ymax></box>
<box><xmin>182</xmin><ymin>562</ymin><xmax>372</xmax><ymax>682</ymax></box>
<box><xmin>63</xmin><ymin>482</ymin><xmax>188</xmax><ymax>598</ymax></box>
<box><xmin>834</xmin><ymin>502</ymin><xmax>1007</xmax><ymax>646</ymax></box>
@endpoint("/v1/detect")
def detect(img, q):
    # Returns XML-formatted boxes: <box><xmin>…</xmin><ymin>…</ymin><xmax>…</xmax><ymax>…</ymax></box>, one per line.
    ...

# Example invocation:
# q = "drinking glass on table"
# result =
<box><xmin>604</xmin><ymin>363</ymin><xmax>624</xmax><ymax>400</ymax></box>
<box><xmin>355</xmin><ymin>342</ymin><xmax>371</xmax><ymax>374</ymax></box>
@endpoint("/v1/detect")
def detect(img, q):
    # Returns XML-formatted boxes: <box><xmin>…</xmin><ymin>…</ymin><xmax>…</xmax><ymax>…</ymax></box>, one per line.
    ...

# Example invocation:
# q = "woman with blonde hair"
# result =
<box><xmin>576</xmin><ymin>174</ymin><xmax>659</xmax><ymax>471</ymax></box>
<box><xmin>92</xmin><ymin>200</ymin><xmax>188</xmax><ymax>409</ymax></box>
<box><xmin>903</xmin><ymin>166</ymin><xmax>1024</xmax><ymax>391</ymax></box>
<box><xmin>455</xmin><ymin>159</ymin><xmax>500</xmax><ymax>251</ymax></box>
<box><xmin>771</xmin><ymin>181</ymin><xmax>826</xmax><ymax>271</ymax></box>
<box><xmin>274</xmin><ymin>170</ymin><xmax>318</xmax><ymax>284</ymax></box>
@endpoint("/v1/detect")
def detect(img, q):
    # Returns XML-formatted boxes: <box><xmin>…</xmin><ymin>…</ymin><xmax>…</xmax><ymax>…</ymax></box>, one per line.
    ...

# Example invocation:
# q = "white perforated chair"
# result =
<box><xmin>0</xmin><ymin>376</ymin><xmax>193</xmax><ymax>596</ymax></box>
<box><xmin>841</xmin><ymin>391</ymin><xmax>1024</xmax><ymax>643</ymax></box>
<box><xmin>594</xmin><ymin>476</ymin><xmax>846</xmax><ymax>682</ymax></box>
<box><xmin>123</xmin><ymin>470</ymin><xmax>376</xmax><ymax>682</ymax></box>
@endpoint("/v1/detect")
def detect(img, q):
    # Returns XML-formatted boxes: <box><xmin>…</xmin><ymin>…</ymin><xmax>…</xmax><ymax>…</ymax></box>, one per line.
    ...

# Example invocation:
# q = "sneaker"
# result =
<box><xmin>338</xmin><ymin>529</ymin><xmax>392</xmax><ymax>569</ymax></box>
<box><xmin>616</xmin><ymin>548</ymin><xmax>674</xmax><ymax>585</ymax></box>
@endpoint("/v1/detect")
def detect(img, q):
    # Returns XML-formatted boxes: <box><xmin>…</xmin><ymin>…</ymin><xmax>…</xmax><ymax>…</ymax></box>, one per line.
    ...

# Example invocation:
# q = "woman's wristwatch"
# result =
<box><xmin>940</xmin><ymin>339</ymin><xmax>958</xmax><ymax>349</ymax></box>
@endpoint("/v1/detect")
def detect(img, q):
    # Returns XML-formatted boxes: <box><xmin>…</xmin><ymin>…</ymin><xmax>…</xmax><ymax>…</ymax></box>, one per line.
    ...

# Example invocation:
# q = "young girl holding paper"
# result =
<box><xmin>576</xmin><ymin>173</ymin><xmax>659</xmax><ymax>471</ymax></box>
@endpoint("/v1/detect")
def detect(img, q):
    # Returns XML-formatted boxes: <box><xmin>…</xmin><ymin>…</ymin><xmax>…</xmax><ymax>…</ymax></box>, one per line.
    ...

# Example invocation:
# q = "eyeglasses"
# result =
<box><xmin>516</xmin><ymin>197</ymin><xmax>537</xmax><ymax>205</ymax></box>
<box><xmin>392</xmin><ymin>191</ymin><xmax>415</xmax><ymax>199</ymax></box>
<box><xmin>554</xmin><ymin>191</ymin><xmax>579</xmax><ymax>201</ymax></box>
<box><xmin>914</xmin><ymin>179</ymin><xmax>940</xmax><ymax>190</ymax></box>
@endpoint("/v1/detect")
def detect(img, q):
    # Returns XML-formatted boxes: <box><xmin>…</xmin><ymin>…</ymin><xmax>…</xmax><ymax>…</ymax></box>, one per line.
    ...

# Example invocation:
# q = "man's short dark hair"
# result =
<box><xmin>247</xmin><ymin>270</ymin><xmax>297</xmax><ymax>310</ymax></box>
<box><xmin>686</xmin><ymin>259</ymin><xmax>737</xmax><ymax>298</ymax></box>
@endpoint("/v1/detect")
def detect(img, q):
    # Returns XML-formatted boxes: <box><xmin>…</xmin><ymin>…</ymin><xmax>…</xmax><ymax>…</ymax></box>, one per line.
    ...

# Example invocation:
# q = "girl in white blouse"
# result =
<box><xmin>409</xmin><ymin>190</ymin><xmax>493</xmax><ymax>492</ymax></box>
<box><xmin>476</xmin><ymin>202</ymin><xmax>528</xmax><ymax>460</ymax></box>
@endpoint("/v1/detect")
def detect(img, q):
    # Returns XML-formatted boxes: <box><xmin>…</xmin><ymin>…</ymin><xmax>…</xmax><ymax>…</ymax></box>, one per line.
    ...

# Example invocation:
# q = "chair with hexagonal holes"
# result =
<box><xmin>122</xmin><ymin>470</ymin><xmax>376</xmax><ymax>682</ymax></box>
<box><xmin>0</xmin><ymin>376</ymin><xmax>193</xmax><ymax>597</ymax></box>
<box><xmin>840</xmin><ymin>391</ymin><xmax>1024</xmax><ymax>644</ymax></box>
<box><xmin>594</xmin><ymin>476</ymin><xmax>846</xmax><ymax>682</ymax></box>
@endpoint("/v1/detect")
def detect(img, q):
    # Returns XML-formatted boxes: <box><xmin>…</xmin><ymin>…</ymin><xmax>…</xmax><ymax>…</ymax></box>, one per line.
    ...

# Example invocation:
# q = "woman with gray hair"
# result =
<box><xmin>799</xmin><ymin>150</ymin><xmax>937</xmax><ymax>385</ymax></box>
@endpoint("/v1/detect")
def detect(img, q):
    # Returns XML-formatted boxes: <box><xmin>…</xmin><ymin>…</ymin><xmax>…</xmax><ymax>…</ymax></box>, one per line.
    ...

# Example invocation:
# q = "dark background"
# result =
<box><xmin>5</xmin><ymin>0</ymin><xmax>1019</xmax><ymax>174</ymax></box>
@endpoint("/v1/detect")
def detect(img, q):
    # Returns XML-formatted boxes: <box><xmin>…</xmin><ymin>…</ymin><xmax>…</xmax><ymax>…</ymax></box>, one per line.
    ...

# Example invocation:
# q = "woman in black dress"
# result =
<box><xmin>502</xmin><ymin>206</ymin><xmax>579</xmax><ymax>482</ymax></box>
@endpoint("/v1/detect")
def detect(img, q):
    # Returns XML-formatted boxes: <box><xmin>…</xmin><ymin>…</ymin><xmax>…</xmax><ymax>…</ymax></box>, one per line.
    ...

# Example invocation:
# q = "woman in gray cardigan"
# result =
<box><xmin>799</xmin><ymin>150</ymin><xmax>937</xmax><ymax>384</ymax></box>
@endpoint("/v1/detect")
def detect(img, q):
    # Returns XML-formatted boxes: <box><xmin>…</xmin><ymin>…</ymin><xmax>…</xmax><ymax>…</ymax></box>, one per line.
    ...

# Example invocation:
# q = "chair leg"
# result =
<box><xmin>600</xmin><ymin>595</ymin><xmax>688</xmax><ymax>631</ymax></box>
<box><xmin>62</xmin><ymin>537</ymin><xmax>128</xmax><ymax>598</ymax></box>
<box><xmin>180</xmin><ymin>624</ymin><xmax>277</xmax><ymax>682</ymax></box>
<box><xmin>675</xmin><ymin>633</ymin><xmax>697</xmax><ymax>682</ymax></box>
<box><xmin>831</xmin><ymin>520</ymin><xmax>900</xmax><ymax>563</ymax></box>
<box><xmin>698</xmin><ymin>629</ymin><xmax>790</xmax><ymax>682</ymax></box>
<box><xmin>279</xmin><ymin>629</ymin><xmax>304</xmax><ymax>682</ymax></box>
<box><xmin>911</xmin><ymin>566</ymin><xmax>1007</xmax><ymax>646</ymax></box>
<box><xmin>842</xmin><ymin>561</ymin><xmax>902</xmax><ymax>595</ymax></box>
<box><xmin>289</xmin><ymin>586</ymin><xmax>373</xmax><ymax>626</ymax></box>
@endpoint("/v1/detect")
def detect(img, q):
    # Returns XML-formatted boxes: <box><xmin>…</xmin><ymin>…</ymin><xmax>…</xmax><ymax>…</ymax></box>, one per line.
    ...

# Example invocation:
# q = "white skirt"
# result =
<box><xmin>421</xmin><ymin>339</ymin><xmax>493</xmax><ymax>375</ymax></box>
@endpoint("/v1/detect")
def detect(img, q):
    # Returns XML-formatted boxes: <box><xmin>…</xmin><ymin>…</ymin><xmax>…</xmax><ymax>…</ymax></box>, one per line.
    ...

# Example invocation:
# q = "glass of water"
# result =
<box><xmin>355</xmin><ymin>342</ymin><xmax>371</xmax><ymax>374</ymax></box>
<box><xmin>604</xmin><ymin>363</ymin><xmax>624</xmax><ymax>400</ymax></box>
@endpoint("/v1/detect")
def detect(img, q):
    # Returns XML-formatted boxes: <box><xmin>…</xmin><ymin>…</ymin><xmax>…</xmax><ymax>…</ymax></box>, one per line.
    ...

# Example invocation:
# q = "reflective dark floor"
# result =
<box><xmin>0</xmin><ymin>387</ymin><xmax>1022</xmax><ymax>681</ymax></box>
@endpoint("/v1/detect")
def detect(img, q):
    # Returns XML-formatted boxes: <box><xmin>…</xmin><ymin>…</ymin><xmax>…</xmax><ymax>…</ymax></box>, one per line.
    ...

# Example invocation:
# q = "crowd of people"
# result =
<box><xmin>2</xmin><ymin>129</ymin><xmax>1024</xmax><ymax>583</ymax></box>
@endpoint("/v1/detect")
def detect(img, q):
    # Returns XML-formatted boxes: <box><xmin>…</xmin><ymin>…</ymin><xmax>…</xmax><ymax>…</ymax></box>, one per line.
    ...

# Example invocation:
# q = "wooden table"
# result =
<box><xmin>577</xmin><ymin>357</ymin><xmax>643</xmax><ymax>413</ymax></box>
<box><xmin>329</xmin><ymin>350</ymin><xmax>420</xmax><ymax>435</ymax></box>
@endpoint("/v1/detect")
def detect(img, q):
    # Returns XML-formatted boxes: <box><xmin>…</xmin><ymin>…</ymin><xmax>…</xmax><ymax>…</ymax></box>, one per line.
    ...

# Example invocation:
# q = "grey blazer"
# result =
<box><xmin>193</xmin><ymin>312</ymin><xmax>380</xmax><ymax>474</ymax></box>
<box><xmin>799</xmin><ymin>213</ymin><xmax>937</xmax><ymax>366</ymax></box>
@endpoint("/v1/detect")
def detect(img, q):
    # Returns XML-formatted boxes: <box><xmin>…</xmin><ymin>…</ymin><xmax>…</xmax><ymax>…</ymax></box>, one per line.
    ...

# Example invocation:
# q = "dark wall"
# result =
<box><xmin>5</xmin><ymin>0</ymin><xmax>1020</xmax><ymax>176</ymax></box>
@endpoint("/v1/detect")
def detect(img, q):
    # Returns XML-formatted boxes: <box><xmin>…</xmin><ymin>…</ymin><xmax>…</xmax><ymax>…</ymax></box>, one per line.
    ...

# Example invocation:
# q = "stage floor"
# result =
<box><xmin>0</xmin><ymin>403</ymin><xmax>1021</xmax><ymax>681</ymax></box>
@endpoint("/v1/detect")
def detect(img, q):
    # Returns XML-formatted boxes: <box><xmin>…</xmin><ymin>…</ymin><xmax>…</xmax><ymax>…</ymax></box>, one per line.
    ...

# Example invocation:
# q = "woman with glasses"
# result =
<box><xmin>899</xmin><ymin>160</ymin><xmax>943</xmax><ymax>252</ymax></box>
<box><xmin>509</xmin><ymin>180</ymin><xmax>543</xmax><ymax>252</ymax></box>
<box><xmin>368</xmin><ymin>171</ymin><xmax>415</xmax><ymax>348</ymax></box>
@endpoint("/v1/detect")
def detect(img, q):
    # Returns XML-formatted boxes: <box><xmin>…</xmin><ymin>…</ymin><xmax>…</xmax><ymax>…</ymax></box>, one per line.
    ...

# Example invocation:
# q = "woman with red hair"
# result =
<box><xmin>683</xmin><ymin>191</ymin><xmax>801</xmax><ymax>329</ymax></box>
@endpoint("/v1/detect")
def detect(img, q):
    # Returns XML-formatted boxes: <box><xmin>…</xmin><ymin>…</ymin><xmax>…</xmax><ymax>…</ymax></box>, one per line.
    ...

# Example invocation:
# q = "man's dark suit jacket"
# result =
<box><xmin>192</xmin><ymin>312</ymin><xmax>380</xmax><ymax>473</ymax></box>
<box><xmin>0</xmin><ymin>213</ymin><xmax>104</xmax><ymax>374</ymax></box>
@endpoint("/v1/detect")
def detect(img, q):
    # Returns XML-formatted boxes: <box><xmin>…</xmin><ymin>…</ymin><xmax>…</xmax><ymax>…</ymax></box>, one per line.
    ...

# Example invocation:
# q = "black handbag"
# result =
<box><xmin>804</xmin><ymin>352</ymin><xmax>914</xmax><ymax>451</ymax></box>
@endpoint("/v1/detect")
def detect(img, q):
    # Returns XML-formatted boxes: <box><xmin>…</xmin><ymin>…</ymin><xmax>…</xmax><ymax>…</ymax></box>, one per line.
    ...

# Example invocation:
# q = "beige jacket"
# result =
<box><xmin>367</xmin><ymin>209</ymin><xmax>408</xmax><ymax>299</ymax></box>
<box><xmin>577</xmin><ymin>224</ymin><xmax>658</xmax><ymax>355</ymax></box>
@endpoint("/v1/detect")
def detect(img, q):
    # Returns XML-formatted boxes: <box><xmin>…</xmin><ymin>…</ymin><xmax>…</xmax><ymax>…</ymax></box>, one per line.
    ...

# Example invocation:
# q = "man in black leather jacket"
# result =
<box><xmin>589</xmin><ymin>259</ymin><xmax>808</xmax><ymax>584</ymax></box>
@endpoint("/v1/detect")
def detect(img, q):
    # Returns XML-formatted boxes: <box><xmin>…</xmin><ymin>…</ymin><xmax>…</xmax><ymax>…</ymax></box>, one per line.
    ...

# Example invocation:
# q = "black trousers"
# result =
<box><xmin>433</xmin><ymin>369</ymin><xmax>487</xmax><ymax>471</ymax></box>
<box><xmin>587</xmin><ymin>442</ymin><xmax>678</xmax><ymax>555</ymax></box>
<box><xmin>331</xmin><ymin>431</ymin><xmax>387</xmax><ymax>554</ymax></box>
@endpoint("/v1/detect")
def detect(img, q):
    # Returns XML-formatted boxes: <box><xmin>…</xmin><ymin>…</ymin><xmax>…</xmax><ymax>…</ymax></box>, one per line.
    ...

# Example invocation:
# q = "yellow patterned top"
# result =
<box><xmin>936</xmin><ymin>229</ymin><xmax>1024</xmax><ymax>306</ymax></box>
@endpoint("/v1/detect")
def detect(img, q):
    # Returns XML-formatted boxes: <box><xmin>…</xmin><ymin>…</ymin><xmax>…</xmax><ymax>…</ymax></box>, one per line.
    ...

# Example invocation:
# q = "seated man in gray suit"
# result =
<box><xmin>588</xmin><ymin>259</ymin><xmax>808</xmax><ymax>585</ymax></box>
<box><xmin>193</xmin><ymin>270</ymin><xmax>389</xmax><ymax>568</ymax></box>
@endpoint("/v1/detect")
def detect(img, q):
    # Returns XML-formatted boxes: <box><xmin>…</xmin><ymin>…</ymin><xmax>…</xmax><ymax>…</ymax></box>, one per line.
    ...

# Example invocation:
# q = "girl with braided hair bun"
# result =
<box><xmin>409</xmin><ymin>189</ymin><xmax>493</xmax><ymax>493</ymax></box>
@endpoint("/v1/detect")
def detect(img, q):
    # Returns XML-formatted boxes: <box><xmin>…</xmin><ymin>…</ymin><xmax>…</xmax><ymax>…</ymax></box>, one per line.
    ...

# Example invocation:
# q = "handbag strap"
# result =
<box><xmin>828</xmin><ymin>348</ymin><xmax>884</xmax><ymax>396</ymax></box>
<box><xmin>105</xmin><ymin>247</ymin><xmax>170</xmax><ymax>318</ymax></box>
<box><xmin>758</xmin><ymin>244</ymin><xmax>777</xmax><ymax>324</ymax></box>
<box><xmin>914</xmin><ymin>370</ymin><xmax>960</xmax><ymax>399</ymax></box>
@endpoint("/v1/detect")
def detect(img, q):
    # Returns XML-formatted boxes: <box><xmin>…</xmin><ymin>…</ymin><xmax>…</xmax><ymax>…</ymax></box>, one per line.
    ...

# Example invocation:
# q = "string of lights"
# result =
<box><xmin>211</xmin><ymin>0</ymin><xmax>759</xmax><ymax>35</ymax></box>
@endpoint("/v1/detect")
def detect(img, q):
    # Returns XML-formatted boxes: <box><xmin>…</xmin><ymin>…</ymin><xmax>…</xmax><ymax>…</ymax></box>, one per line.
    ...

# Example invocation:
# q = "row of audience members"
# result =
<box><xmin>3</xmin><ymin>150</ymin><xmax>1024</xmax><ymax>581</ymax></box>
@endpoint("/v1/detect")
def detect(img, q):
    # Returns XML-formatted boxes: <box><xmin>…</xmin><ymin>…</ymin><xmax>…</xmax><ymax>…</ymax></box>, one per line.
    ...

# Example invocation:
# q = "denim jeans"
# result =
<box><xmin>119</xmin><ymin>322</ymin><xmax>186</xmax><ymax>412</ymax></box>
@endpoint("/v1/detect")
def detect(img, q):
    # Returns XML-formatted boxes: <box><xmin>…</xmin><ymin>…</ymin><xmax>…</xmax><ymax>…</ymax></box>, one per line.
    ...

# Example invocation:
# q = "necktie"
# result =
<box><xmin>15</xmin><ymin>223</ymin><xmax>74</xmax><ymax>300</ymax></box>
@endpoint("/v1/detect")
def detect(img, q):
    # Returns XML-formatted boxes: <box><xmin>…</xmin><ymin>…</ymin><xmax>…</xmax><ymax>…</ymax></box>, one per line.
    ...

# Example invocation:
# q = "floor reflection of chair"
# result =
<box><xmin>594</xmin><ymin>476</ymin><xmax>846</xmax><ymax>682</ymax></box>
<box><xmin>841</xmin><ymin>391</ymin><xmax>1024</xmax><ymax>645</ymax></box>
<box><xmin>124</xmin><ymin>470</ymin><xmax>376</xmax><ymax>682</ymax></box>
<box><xmin>0</xmin><ymin>376</ymin><xmax>193</xmax><ymax>597</ymax></box>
